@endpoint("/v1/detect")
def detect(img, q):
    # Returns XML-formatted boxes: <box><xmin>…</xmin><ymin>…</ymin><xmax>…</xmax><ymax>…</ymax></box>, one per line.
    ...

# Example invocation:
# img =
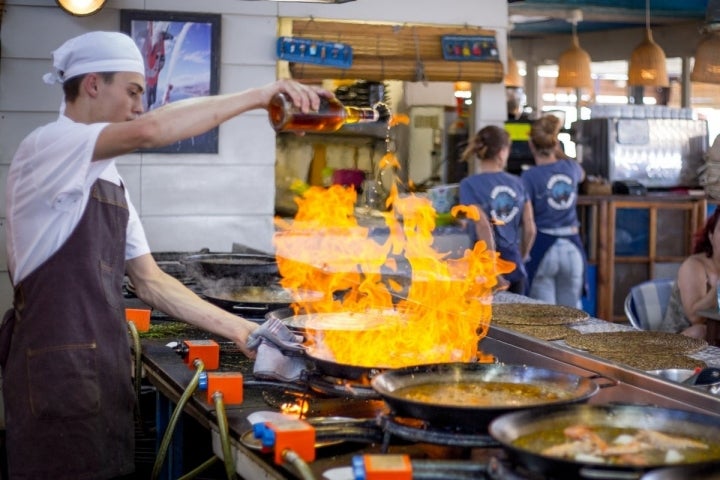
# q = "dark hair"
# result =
<box><xmin>694</xmin><ymin>208</ymin><xmax>720</xmax><ymax>256</ymax></box>
<box><xmin>62</xmin><ymin>72</ymin><xmax>116</xmax><ymax>103</ymax></box>
<box><xmin>461</xmin><ymin>125</ymin><xmax>510</xmax><ymax>163</ymax></box>
<box><xmin>530</xmin><ymin>114</ymin><xmax>562</xmax><ymax>156</ymax></box>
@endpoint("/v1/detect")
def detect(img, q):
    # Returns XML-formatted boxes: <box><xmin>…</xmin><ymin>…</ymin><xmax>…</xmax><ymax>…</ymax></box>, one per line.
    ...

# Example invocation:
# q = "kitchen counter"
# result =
<box><xmin>494</xmin><ymin>291</ymin><xmax>720</xmax><ymax>373</ymax></box>
<box><xmin>137</xmin><ymin>292</ymin><xmax>720</xmax><ymax>479</ymax></box>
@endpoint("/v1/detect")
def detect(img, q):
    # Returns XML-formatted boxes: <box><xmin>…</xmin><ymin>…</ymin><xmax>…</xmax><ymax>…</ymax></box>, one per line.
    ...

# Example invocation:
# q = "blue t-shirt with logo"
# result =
<box><xmin>459</xmin><ymin>171</ymin><xmax>528</xmax><ymax>275</ymax></box>
<box><xmin>520</xmin><ymin>159</ymin><xmax>583</xmax><ymax>230</ymax></box>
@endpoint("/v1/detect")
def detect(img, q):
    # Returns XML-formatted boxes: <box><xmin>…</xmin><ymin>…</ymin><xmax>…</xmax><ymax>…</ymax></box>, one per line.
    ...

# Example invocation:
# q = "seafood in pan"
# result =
<box><xmin>517</xmin><ymin>424</ymin><xmax>713</xmax><ymax>466</ymax></box>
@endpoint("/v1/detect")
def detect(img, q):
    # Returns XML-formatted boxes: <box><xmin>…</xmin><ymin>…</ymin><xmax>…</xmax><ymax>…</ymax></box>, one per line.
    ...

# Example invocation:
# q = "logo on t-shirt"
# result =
<box><xmin>546</xmin><ymin>174</ymin><xmax>575</xmax><ymax>210</ymax></box>
<box><xmin>490</xmin><ymin>185</ymin><xmax>519</xmax><ymax>224</ymax></box>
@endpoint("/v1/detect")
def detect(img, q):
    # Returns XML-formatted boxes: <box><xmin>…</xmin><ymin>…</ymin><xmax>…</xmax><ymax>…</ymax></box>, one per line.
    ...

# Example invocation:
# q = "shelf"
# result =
<box><xmin>578</xmin><ymin>194</ymin><xmax>708</xmax><ymax>322</ymax></box>
<box><xmin>278</xmin><ymin>121</ymin><xmax>389</xmax><ymax>139</ymax></box>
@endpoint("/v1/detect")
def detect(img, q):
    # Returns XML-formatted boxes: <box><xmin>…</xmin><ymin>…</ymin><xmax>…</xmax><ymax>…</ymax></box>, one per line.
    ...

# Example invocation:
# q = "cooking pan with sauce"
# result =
<box><xmin>489</xmin><ymin>404</ymin><xmax>720</xmax><ymax>479</ymax></box>
<box><xmin>370</xmin><ymin>363</ymin><xmax>599</xmax><ymax>431</ymax></box>
<box><xmin>303</xmin><ymin>346</ymin><xmax>394</xmax><ymax>382</ymax></box>
<box><xmin>203</xmin><ymin>286</ymin><xmax>323</xmax><ymax>315</ymax></box>
<box><xmin>183</xmin><ymin>253</ymin><xmax>279</xmax><ymax>282</ymax></box>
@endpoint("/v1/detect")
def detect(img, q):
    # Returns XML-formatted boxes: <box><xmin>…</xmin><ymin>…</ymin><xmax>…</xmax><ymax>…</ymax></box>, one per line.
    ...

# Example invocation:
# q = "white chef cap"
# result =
<box><xmin>42</xmin><ymin>31</ymin><xmax>145</xmax><ymax>85</ymax></box>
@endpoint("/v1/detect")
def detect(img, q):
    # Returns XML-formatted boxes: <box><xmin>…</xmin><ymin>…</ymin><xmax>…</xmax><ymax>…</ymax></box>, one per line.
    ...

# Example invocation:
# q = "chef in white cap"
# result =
<box><xmin>1</xmin><ymin>31</ymin><xmax>328</xmax><ymax>479</ymax></box>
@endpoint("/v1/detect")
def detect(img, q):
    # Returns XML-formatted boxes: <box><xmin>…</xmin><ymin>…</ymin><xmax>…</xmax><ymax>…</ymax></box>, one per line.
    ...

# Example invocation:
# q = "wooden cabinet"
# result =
<box><xmin>578</xmin><ymin>195</ymin><xmax>708</xmax><ymax>322</ymax></box>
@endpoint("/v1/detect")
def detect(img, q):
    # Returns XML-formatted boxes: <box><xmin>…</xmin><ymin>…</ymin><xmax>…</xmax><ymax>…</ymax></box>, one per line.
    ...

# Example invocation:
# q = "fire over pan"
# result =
<box><xmin>488</xmin><ymin>404</ymin><xmax>720</xmax><ymax>479</ymax></box>
<box><xmin>265</xmin><ymin>309</ymin><xmax>398</xmax><ymax>381</ymax></box>
<box><xmin>370</xmin><ymin>363</ymin><xmax>599</xmax><ymax>432</ymax></box>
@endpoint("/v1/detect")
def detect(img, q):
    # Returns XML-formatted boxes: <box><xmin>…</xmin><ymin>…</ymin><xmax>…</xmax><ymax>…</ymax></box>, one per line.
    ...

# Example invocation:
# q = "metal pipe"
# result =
<box><xmin>127</xmin><ymin>320</ymin><xmax>143</xmax><ymax>424</ymax></box>
<box><xmin>411</xmin><ymin>459</ymin><xmax>489</xmax><ymax>478</ymax></box>
<box><xmin>213</xmin><ymin>391</ymin><xmax>237</xmax><ymax>480</ymax></box>
<box><xmin>176</xmin><ymin>456</ymin><xmax>220</xmax><ymax>480</ymax></box>
<box><xmin>151</xmin><ymin>358</ymin><xmax>205</xmax><ymax>480</ymax></box>
<box><xmin>281</xmin><ymin>449</ymin><xmax>317</xmax><ymax>480</ymax></box>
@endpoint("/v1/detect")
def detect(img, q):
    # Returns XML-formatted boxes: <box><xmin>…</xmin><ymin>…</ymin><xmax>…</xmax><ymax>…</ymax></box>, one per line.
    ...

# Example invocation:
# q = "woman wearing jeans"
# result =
<box><xmin>521</xmin><ymin>115</ymin><xmax>586</xmax><ymax>308</ymax></box>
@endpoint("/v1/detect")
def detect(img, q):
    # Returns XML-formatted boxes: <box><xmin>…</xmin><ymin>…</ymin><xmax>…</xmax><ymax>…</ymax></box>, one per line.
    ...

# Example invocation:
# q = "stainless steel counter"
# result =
<box><xmin>140</xmin><ymin>292</ymin><xmax>720</xmax><ymax>479</ymax></box>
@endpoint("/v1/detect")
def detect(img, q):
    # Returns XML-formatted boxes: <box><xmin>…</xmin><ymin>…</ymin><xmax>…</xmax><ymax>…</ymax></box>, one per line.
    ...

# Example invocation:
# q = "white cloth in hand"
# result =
<box><xmin>248</xmin><ymin>317</ymin><xmax>308</xmax><ymax>382</ymax></box>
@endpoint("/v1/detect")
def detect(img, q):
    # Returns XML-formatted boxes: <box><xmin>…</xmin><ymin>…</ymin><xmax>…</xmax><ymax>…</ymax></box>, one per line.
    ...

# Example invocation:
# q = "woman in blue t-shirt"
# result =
<box><xmin>521</xmin><ymin>114</ymin><xmax>586</xmax><ymax>307</ymax></box>
<box><xmin>459</xmin><ymin>125</ymin><xmax>536</xmax><ymax>294</ymax></box>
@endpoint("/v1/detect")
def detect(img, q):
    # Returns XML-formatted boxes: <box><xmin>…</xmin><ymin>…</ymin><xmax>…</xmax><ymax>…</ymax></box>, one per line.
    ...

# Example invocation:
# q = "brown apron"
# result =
<box><xmin>0</xmin><ymin>179</ymin><xmax>135</xmax><ymax>479</ymax></box>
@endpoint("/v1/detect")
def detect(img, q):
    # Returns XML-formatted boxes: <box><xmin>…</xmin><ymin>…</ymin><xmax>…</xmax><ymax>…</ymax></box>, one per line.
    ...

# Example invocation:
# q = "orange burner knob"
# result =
<box><xmin>202</xmin><ymin>372</ymin><xmax>243</xmax><ymax>405</ymax></box>
<box><xmin>353</xmin><ymin>454</ymin><xmax>412</xmax><ymax>480</ymax></box>
<box><xmin>180</xmin><ymin>339</ymin><xmax>220</xmax><ymax>370</ymax></box>
<box><xmin>125</xmin><ymin>308</ymin><xmax>151</xmax><ymax>332</ymax></box>
<box><xmin>254</xmin><ymin>419</ymin><xmax>316</xmax><ymax>465</ymax></box>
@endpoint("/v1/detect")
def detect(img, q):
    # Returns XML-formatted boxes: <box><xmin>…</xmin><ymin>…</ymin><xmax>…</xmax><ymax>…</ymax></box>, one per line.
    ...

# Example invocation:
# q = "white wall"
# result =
<box><xmin>0</xmin><ymin>0</ymin><xmax>507</xmax><ymax>312</ymax></box>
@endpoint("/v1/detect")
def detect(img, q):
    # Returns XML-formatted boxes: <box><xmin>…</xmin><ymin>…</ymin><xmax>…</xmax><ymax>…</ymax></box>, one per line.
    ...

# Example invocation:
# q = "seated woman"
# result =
<box><xmin>658</xmin><ymin>208</ymin><xmax>720</xmax><ymax>339</ymax></box>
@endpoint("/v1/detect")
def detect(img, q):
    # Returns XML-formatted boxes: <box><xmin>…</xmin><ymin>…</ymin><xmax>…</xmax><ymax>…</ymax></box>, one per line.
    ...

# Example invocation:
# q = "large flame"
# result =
<box><xmin>273</xmin><ymin>137</ymin><xmax>514</xmax><ymax>369</ymax></box>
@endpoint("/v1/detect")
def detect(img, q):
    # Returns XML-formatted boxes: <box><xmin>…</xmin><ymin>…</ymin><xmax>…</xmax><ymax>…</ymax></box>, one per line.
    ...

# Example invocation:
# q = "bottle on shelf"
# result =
<box><xmin>268</xmin><ymin>92</ymin><xmax>387</xmax><ymax>133</ymax></box>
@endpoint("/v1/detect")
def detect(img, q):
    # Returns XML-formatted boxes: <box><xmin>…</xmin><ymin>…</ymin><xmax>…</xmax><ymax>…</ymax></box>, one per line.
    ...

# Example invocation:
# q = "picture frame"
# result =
<box><xmin>120</xmin><ymin>10</ymin><xmax>221</xmax><ymax>154</ymax></box>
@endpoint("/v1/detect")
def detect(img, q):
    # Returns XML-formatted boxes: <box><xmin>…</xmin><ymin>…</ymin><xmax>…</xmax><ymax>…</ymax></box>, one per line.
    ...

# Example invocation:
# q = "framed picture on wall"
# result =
<box><xmin>120</xmin><ymin>10</ymin><xmax>221</xmax><ymax>154</ymax></box>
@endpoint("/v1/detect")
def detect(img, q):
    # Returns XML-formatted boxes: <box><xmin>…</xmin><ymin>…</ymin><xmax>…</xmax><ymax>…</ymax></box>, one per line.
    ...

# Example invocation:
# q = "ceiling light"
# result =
<box><xmin>628</xmin><ymin>0</ymin><xmax>669</xmax><ymax>87</ymax></box>
<box><xmin>691</xmin><ymin>28</ymin><xmax>720</xmax><ymax>84</ymax></box>
<box><xmin>505</xmin><ymin>47</ymin><xmax>524</xmax><ymax>88</ymax></box>
<box><xmin>556</xmin><ymin>10</ymin><xmax>593</xmax><ymax>90</ymax></box>
<box><xmin>691</xmin><ymin>0</ymin><xmax>720</xmax><ymax>84</ymax></box>
<box><xmin>56</xmin><ymin>0</ymin><xmax>106</xmax><ymax>16</ymax></box>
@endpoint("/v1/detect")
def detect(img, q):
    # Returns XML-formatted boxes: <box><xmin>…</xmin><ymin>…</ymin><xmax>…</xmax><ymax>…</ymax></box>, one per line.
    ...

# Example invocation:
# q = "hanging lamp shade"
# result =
<box><xmin>56</xmin><ymin>0</ymin><xmax>106</xmax><ymax>16</ymax></box>
<box><xmin>556</xmin><ymin>32</ymin><xmax>593</xmax><ymax>89</ymax></box>
<box><xmin>504</xmin><ymin>48</ymin><xmax>523</xmax><ymax>88</ymax></box>
<box><xmin>691</xmin><ymin>29</ymin><xmax>720</xmax><ymax>84</ymax></box>
<box><xmin>628</xmin><ymin>29</ymin><xmax>668</xmax><ymax>87</ymax></box>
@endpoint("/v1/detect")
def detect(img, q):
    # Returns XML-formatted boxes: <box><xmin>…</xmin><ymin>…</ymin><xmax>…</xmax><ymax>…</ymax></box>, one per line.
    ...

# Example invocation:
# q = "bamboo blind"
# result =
<box><xmin>288</xmin><ymin>19</ymin><xmax>504</xmax><ymax>83</ymax></box>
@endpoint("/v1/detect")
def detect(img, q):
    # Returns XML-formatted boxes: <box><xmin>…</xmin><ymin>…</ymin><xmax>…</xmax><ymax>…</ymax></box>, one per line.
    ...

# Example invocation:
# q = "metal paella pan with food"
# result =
<box><xmin>489</xmin><ymin>404</ymin><xmax>720</xmax><ymax>479</ymax></box>
<box><xmin>202</xmin><ymin>286</ymin><xmax>323</xmax><ymax>315</ymax></box>
<box><xmin>370</xmin><ymin>362</ymin><xmax>599</xmax><ymax>432</ymax></box>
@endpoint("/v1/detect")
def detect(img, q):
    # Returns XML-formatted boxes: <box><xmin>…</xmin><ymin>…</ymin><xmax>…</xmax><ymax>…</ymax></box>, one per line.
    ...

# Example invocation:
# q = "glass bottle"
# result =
<box><xmin>268</xmin><ymin>92</ymin><xmax>381</xmax><ymax>133</ymax></box>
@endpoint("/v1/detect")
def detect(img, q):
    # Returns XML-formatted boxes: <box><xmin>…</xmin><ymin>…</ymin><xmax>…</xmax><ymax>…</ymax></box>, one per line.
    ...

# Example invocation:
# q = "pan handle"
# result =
<box><xmin>233</xmin><ymin>304</ymin><xmax>271</xmax><ymax>312</ymax></box>
<box><xmin>587</xmin><ymin>373</ymin><xmax>619</xmax><ymax>389</ymax></box>
<box><xmin>578</xmin><ymin>466</ymin><xmax>643</xmax><ymax>480</ymax></box>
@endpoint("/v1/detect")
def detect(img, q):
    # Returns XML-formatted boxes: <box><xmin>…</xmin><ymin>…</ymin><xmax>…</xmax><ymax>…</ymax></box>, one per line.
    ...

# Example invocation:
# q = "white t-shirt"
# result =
<box><xmin>6</xmin><ymin>115</ymin><xmax>150</xmax><ymax>284</ymax></box>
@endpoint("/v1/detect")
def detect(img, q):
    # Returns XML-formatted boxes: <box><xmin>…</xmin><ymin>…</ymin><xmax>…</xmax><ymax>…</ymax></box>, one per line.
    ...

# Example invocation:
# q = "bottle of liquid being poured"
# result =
<box><xmin>268</xmin><ymin>92</ymin><xmax>384</xmax><ymax>133</ymax></box>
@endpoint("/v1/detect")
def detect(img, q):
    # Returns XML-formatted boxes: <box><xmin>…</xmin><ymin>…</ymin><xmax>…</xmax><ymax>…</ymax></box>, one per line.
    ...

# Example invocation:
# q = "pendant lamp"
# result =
<box><xmin>691</xmin><ymin>0</ymin><xmax>720</xmax><ymax>84</ymax></box>
<box><xmin>556</xmin><ymin>10</ymin><xmax>593</xmax><ymax>90</ymax></box>
<box><xmin>627</xmin><ymin>0</ymin><xmax>668</xmax><ymax>87</ymax></box>
<box><xmin>691</xmin><ymin>28</ymin><xmax>720</xmax><ymax>84</ymax></box>
<box><xmin>56</xmin><ymin>0</ymin><xmax>106</xmax><ymax>16</ymax></box>
<box><xmin>504</xmin><ymin>48</ymin><xmax>524</xmax><ymax>88</ymax></box>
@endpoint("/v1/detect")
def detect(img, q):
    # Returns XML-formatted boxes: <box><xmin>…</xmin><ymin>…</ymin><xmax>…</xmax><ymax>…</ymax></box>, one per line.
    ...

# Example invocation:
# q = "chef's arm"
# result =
<box><xmin>125</xmin><ymin>253</ymin><xmax>258</xmax><ymax>358</ymax></box>
<box><xmin>94</xmin><ymin>79</ymin><xmax>329</xmax><ymax>161</ymax></box>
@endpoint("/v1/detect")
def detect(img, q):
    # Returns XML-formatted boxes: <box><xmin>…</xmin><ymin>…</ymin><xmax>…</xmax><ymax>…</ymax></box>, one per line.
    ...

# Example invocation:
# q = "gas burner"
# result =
<box><xmin>305</xmin><ymin>373</ymin><xmax>380</xmax><ymax>400</ymax></box>
<box><xmin>487</xmin><ymin>457</ymin><xmax>553</xmax><ymax>480</ymax></box>
<box><xmin>379</xmin><ymin>414</ymin><xmax>500</xmax><ymax>448</ymax></box>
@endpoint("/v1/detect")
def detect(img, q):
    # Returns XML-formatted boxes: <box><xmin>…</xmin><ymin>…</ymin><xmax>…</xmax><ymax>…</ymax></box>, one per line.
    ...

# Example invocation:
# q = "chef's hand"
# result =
<box><xmin>234</xmin><ymin>319</ymin><xmax>260</xmax><ymax>359</ymax></box>
<box><xmin>259</xmin><ymin>79</ymin><xmax>331</xmax><ymax>114</ymax></box>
